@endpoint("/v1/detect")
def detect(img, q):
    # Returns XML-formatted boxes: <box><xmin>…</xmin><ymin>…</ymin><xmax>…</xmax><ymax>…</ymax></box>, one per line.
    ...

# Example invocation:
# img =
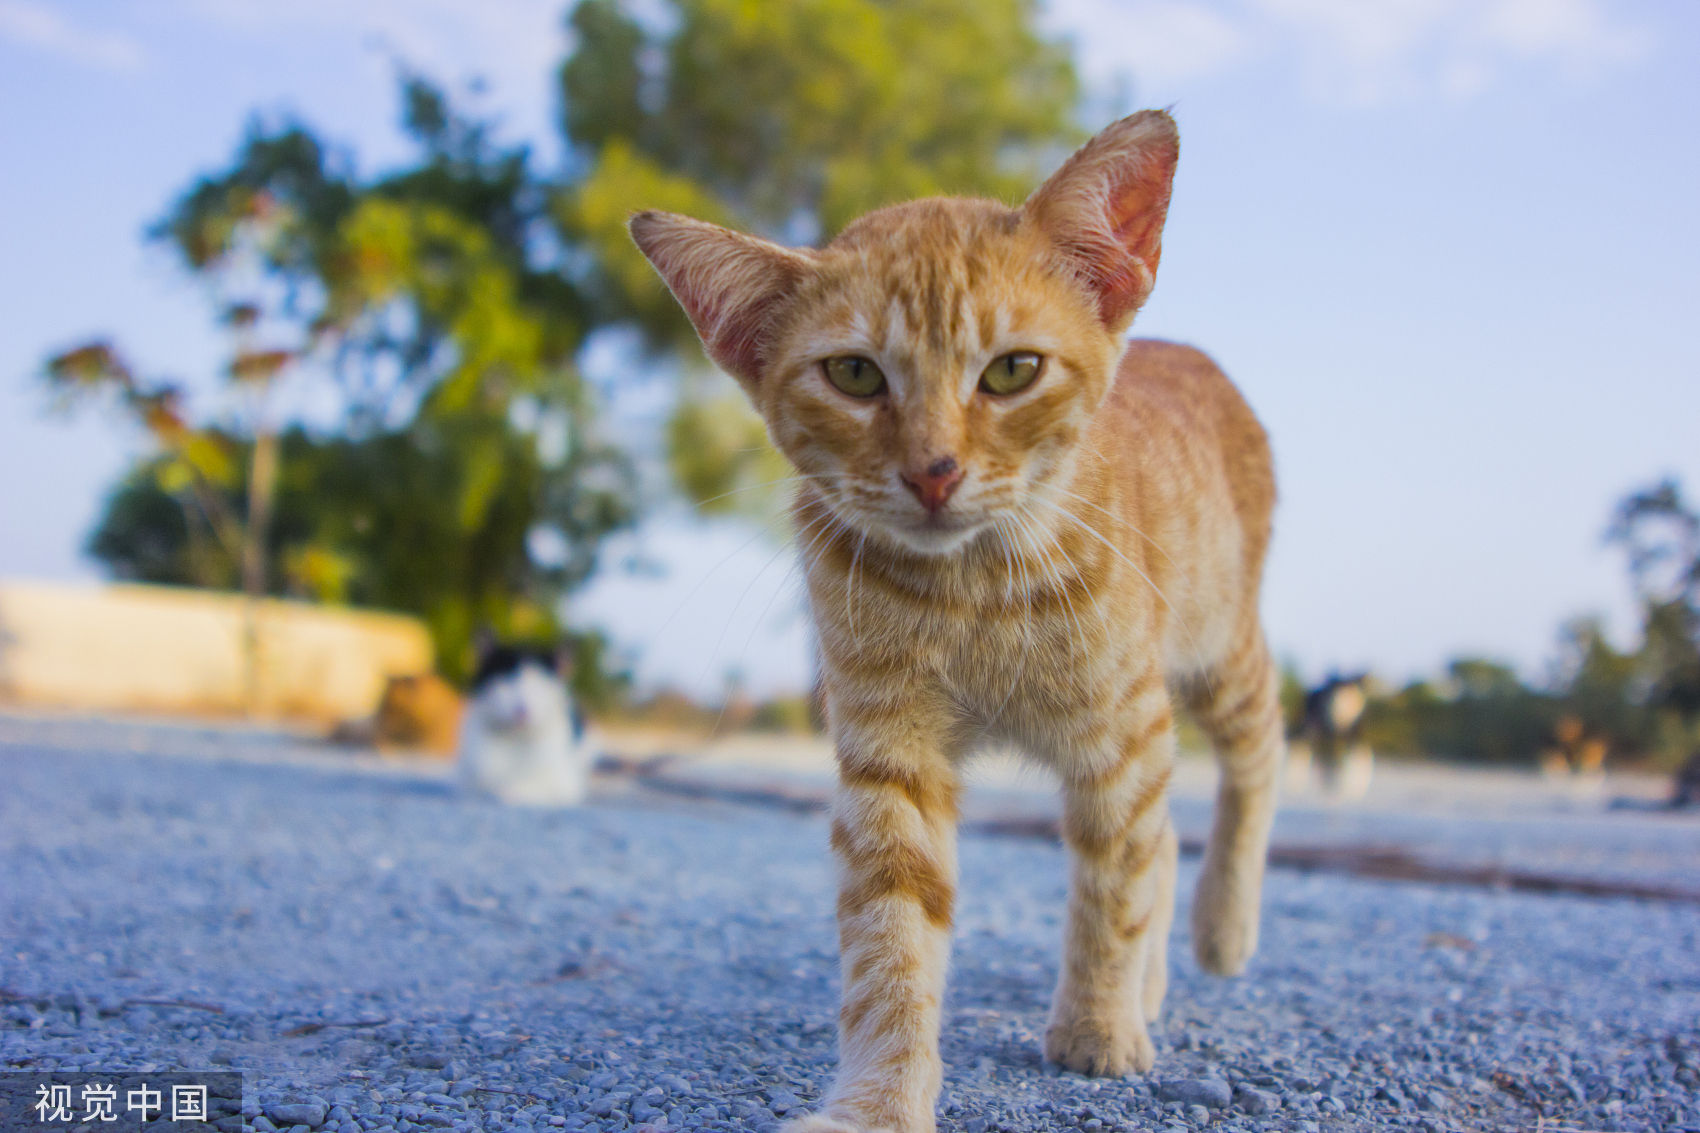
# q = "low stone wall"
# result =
<box><xmin>0</xmin><ymin>581</ymin><xmax>434</xmax><ymax>725</ymax></box>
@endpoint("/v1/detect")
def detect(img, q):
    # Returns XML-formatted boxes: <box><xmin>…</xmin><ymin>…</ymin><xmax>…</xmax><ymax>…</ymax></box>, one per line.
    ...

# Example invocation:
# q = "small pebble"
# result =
<box><xmin>1161</xmin><ymin>1078</ymin><xmax>1233</xmax><ymax>1109</ymax></box>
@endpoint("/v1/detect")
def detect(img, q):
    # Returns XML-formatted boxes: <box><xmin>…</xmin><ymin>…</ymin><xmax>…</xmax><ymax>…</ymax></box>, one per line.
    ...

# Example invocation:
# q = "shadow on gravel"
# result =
<box><xmin>613</xmin><ymin>754</ymin><xmax>1700</xmax><ymax>906</ymax></box>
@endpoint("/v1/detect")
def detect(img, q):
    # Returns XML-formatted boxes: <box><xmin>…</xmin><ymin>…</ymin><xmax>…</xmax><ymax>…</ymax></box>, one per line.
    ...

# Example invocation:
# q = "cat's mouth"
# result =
<box><xmin>878</xmin><ymin>509</ymin><xmax>986</xmax><ymax>555</ymax></box>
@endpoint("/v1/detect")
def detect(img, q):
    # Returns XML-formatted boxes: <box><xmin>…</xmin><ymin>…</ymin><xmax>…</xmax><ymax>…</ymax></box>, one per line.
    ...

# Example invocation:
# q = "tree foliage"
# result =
<box><xmin>1607</xmin><ymin>478</ymin><xmax>1700</xmax><ymax>721</ymax></box>
<box><xmin>86</xmin><ymin>423</ymin><xmax>631</xmax><ymax>686</ymax></box>
<box><xmin>50</xmin><ymin>75</ymin><xmax>635</xmax><ymax>682</ymax></box>
<box><xmin>1359</xmin><ymin>659</ymin><xmax>1559</xmax><ymax>765</ymax></box>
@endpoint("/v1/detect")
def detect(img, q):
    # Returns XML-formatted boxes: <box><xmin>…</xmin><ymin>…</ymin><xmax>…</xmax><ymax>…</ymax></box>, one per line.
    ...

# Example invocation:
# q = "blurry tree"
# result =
<box><xmin>1607</xmin><ymin>478</ymin><xmax>1700</xmax><ymax>762</ymax></box>
<box><xmin>1360</xmin><ymin>659</ymin><xmax>1558</xmax><ymax>765</ymax></box>
<box><xmin>45</xmin><ymin>344</ymin><xmax>244</xmax><ymax>592</ymax></box>
<box><xmin>1276</xmin><ymin>660</ymin><xmax>1308</xmax><ymax>734</ymax></box>
<box><xmin>1548</xmin><ymin>615</ymin><xmax>1648</xmax><ymax>752</ymax></box>
<box><xmin>49</xmin><ymin>78</ymin><xmax>635</xmax><ymax>686</ymax></box>
<box><xmin>556</xmin><ymin>0</ymin><xmax>1082</xmax><ymax>513</ymax></box>
<box><xmin>44</xmin><ymin>339</ymin><xmax>284</xmax><ymax>703</ymax></box>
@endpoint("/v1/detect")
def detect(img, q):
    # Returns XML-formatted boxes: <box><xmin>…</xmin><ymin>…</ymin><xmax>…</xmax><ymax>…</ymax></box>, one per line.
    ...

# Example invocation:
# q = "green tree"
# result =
<box><xmin>50</xmin><ymin>78</ymin><xmax>634</xmax><ymax>685</ymax></box>
<box><xmin>1358</xmin><ymin>659</ymin><xmax>1558</xmax><ymax>765</ymax></box>
<box><xmin>1549</xmin><ymin>615</ymin><xmax>1649</xmax><ymax>754</ymax></box>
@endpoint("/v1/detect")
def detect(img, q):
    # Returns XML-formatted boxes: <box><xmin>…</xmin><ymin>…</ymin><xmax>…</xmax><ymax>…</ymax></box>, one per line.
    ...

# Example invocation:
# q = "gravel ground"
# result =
<box><xmin>2</xmin><ymin>723</ymin><xmax>1698</xmax><ymax>1133</ymax></box>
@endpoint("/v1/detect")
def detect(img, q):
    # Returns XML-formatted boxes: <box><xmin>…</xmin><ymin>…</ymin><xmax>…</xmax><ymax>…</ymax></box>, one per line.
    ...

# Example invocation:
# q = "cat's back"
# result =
<box><xmin>1105</xmin><ymin>339</ymin><xmax>1274</xmax><ymax>538</ymax></box>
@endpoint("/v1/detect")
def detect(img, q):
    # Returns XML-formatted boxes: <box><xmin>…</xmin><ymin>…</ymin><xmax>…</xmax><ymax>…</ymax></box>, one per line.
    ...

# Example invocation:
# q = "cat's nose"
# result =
<box><xmin>901</xmin><ymin>456</ymin><xmax>964</xmax><ymax>512</ymax></box>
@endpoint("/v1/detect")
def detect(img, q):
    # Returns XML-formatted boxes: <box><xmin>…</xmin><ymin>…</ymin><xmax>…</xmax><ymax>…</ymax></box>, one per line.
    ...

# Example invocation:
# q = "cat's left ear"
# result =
<box><xmin>629</xmin><ymin>211</ymin><xmax>812</xmax><ymax>390</ymax></box>
<box><xmin>1022</xmin><ymin>110</ymin><xmax>1179</xmax><ymax>331</ymax></box>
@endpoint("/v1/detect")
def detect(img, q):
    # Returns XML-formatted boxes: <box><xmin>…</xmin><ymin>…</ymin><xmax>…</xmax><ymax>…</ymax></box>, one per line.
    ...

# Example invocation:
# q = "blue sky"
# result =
<box><xmin>2</xmin><ymin>0</ymin><xmax>1696</xmax><ymax>697</ymax></box>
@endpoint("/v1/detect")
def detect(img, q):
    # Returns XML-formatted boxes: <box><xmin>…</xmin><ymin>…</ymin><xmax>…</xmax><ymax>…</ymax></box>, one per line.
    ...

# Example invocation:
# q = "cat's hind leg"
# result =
<box><xmin>1183</xmin><ymin>622</ymin><xmax>1284</xmax><ymax>977</ymax></box>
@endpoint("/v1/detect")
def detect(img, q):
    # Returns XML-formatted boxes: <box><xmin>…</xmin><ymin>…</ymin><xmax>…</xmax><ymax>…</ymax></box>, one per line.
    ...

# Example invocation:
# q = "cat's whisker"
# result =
<box><xmin>1024</xmin><ymin>494</ymin><xmax>1217</xmax><ymax>695</ymax></box>
<box><xmin>1040</xmin><ymin>481</ymin><xmax>1185</xmax><ymax>578</ymax></box>
<box><xmin>983</xmin><ymin>517</ymin><xmax>1020</xmax><ymax>729</ymax></box>
<box><xmin>993</xmin><ymin>514</ymin><xmax>1018</xmax><ymax>605</ymax></box>
<box><xmin>684</xmin><ymin>472</ymin><xmax>828</xmax><ymax>515</ymax></box>
<box><xmin>714</xmin><ymin>510</ymin><xmax>850</xmax><ymax>745</ymax></box>
<box><xmin>846</xmin><ymin>530</ymin><xmax>868</xmax><ymax>645</ymax></box>
<box><xmin>710</xmin><ymin>535</ymin><xmax>826</xmax><ymax>741</ymax></box>
<box><xmin>695</xmin><ymin>508</ymin><xmax>836</xmax><ymax>704</ymax></box>
<box><xmin>1028</xmin><ymin>511</ymin><xmax>1090</xmax><ymax>678</ymax></box>
<box><xmin>1010</xmin><ymin>505</ymin><xmax>1090</xmax><ymax>675</ymax></box>
<box><xmin>703</xmin><ymin>507</ymin><xmax>852</xmax><ymax>737</ymax></box>
<box><xmin>1025</xmin><ymin>501</ymin><xmax>1117</xmax><ymax>646</ymax></box>
<box><xmin>791</xmin><ymin>508</ymin><xmax>857</xmax><ymax>649</ymax></box>
<box><xmin>640</xmin><ymin>510</ymin><xmax>796</xmax><ymax>652</ymax></box>
<box><xmin>985</xmin><ymin>514</ymin><xmax>1037</xmax><ymax>734</ymax></box>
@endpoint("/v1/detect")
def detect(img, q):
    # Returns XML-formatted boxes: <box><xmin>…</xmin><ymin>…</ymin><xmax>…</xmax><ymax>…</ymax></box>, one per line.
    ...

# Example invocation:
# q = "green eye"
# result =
<box><xmin>823</xmin><ymin>356</ymin><xmax>886</xmax><ymax>398</ymax></box>
<box><xmin>980</xmin><ymin>352</ymin><xmax>1044</xmax><ymax>395</ymax></box>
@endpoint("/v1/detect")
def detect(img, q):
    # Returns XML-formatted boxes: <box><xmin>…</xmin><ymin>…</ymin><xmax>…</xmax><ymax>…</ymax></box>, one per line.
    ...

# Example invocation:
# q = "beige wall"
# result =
<box><xmin>0</xmin><ymin>581</ymin><xmax>434</xmax><ymax>724</ymax></box>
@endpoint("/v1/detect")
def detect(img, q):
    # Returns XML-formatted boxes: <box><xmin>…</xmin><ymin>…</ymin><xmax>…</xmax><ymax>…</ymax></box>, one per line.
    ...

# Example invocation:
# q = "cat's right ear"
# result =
<box><xmin>1022</xmin><ymin>110</ymin><xmax>1180</xmax><ymax>331</ymax></box>
<box><xmin>628</xmin><ymin>211</ymin><xmax>811</xmax><ymax>390</ymax></box>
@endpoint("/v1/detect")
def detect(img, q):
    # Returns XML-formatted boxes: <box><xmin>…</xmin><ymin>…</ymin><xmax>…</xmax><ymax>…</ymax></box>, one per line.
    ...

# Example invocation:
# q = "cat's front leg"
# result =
<box><xmin>785</xmin><ymin>719</ymin><xmax>960</xmax><ymax>1133</ymax></box>
<box><xmin>1045</xmin><ymin>677</ymin><xmax>1177</xmax><ymax>1077</ymax></box>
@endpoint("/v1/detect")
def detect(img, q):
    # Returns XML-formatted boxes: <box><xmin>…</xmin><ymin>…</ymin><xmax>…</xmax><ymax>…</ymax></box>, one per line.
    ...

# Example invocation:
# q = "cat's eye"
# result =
<box><xmin>822</xmin><ymin>356</ymin><xmax>886</xmax><ymax>398</ymax></box>
<box><xmin>980</xmin><ymin>352</ymin><xmax>1044</xmax><ymax>396</ymax></box>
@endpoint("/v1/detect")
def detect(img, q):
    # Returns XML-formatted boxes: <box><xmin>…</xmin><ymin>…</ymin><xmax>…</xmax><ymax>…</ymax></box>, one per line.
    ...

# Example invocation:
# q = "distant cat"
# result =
<box><xmin>1293</xmin><ymin>671</ymin><xmax>1374</xmax><ymax>799</ymax></box>
<box><xmin>1540</xmin><ymin>713</ymin><xmax>1608</xmax><ymax>783</ymax></box>
<box><xmin>634</xmin><ymin>110</ymin><xmax>1284</xmax><ymax>1133</ymax></box>
<box><xmin>327</xmin><ymin>672</ymin><xmax>462</xmax><ymax>757</ymax></box>
<box><xmin>457</xmin><ymin>643</ymin><xmax>589</xmax><ymax>806</ymax></box>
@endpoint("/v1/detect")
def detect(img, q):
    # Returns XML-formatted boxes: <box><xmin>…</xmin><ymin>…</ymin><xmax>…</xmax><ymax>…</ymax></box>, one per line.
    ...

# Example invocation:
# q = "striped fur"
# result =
<box><xmin>632</xmin><ymin>110</ymin><xmax>1283</xmax><ymax>1133</ymax></box>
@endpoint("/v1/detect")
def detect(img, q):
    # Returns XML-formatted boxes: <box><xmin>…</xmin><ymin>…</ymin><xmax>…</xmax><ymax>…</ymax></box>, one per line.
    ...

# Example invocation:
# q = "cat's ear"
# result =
<box><xmin>1022</xmin><ymin>110</ymin><xmax>1179</xmax><ymax>330</ymax></box>
<box><xmin>628</xmin><ymin>211</ymin><xmax>811</xmax><ymax>389</ymax></box>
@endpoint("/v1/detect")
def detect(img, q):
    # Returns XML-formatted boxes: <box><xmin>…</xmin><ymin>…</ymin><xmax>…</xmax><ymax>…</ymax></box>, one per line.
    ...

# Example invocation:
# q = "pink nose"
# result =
<box><xmin>902</xmin><ymin>456</ymin><xmax>963</xmax><ymax>512</ymax></box>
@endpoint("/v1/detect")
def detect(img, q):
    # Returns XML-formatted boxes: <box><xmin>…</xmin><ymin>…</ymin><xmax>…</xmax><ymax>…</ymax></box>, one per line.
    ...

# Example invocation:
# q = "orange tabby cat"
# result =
<box><xmin>632</xmin><ymin>110</ymin><xmax>1283</xmax><ymax>1133</ymax></box>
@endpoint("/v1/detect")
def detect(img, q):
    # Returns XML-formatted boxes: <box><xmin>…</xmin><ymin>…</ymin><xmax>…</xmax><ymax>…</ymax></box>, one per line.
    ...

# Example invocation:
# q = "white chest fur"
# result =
<box><xmin>458</xmin><ymin>661</ymin><xmax>588</xmax><ymax>806</ymax></box>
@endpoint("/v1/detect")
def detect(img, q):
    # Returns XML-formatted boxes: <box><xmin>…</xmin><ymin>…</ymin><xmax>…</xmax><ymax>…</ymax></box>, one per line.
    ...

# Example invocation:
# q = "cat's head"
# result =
<box><xmin>630</xmin><ymin>111</ymin><xmax>1178</xmax><ymax>556</ymax></box>
<box><xmin>469</xmin><ymin>641</ymin><xmax>570</xmax><ymax>733</ymax></box>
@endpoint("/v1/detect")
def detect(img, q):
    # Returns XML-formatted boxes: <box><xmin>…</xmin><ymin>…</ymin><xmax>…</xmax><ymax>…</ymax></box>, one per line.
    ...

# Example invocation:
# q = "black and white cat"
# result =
<box><xmin>1290</xmin><ymin>671</ymin><xmax>1374</xmax><ymax>800</ymax></box>
<box><xmin>458</xmin><ymin>642</ymin><xmax>590</xmax><ymax>806</ymax></box>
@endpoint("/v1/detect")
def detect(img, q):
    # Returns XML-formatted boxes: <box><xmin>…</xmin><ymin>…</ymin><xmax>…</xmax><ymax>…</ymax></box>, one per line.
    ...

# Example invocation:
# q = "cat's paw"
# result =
<box><xmin>1043</xmin><ymin>1014</ymin><xmax>1156</xmax><ymax>1077</ymax></box>
<box><xmin>778</xmin><ymin>1116</ymin><xmax>868</xmax><ymax>1133</ymax></box>
<box><xmin>1190</xmin><ymin>870</ymin><xmax>1259</xmax><ymax>976</ymax></box>
<box><xmin>779</xmin><ymin>1113</ymin><xmax>919</xmax><ymax>1133</ymax></box>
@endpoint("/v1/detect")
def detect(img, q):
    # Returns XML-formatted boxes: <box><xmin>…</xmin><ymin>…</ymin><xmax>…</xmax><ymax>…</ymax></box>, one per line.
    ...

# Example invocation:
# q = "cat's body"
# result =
<box><xmin>327</xmin><ymin>672</ymin><xmax>464</xmax><ymax>757</ymax></box>
<box><xmin>457</xmin><ymin>646</ymin><xmax>589</xmax><ymax>807</ymax></box>
<box><xmin>633</xmin><ymin>111</ymin><xmax>1283</xmax><ymax>1133</ymax></box>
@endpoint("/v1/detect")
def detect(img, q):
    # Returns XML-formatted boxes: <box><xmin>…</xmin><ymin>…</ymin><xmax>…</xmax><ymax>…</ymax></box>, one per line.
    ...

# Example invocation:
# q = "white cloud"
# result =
<box><xmin>0</xmin><ymin>0</ymin><xmax>146</xmax><ymax>73</ymax></box>
<box><xmin>1251</xmin><ymin>0</ymin><xmax>1651</xmax><ymax>103</ymax></box>
<box><xmin>1044</xmin><ymin>0</ymin><xmax>1651</xmax><ymax>106</ymax></box>
<box><xmin>1476</xmin><ymin>0</ymin><xmax>1647</xmax><ymax>66</ymax></box>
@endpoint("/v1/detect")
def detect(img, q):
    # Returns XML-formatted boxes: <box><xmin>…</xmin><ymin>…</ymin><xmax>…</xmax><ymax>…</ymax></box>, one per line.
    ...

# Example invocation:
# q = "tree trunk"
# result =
<box><xmin>240</xmin><ymin>423</ymin><xmax>280</xmax><ymax>716</ymax></box>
